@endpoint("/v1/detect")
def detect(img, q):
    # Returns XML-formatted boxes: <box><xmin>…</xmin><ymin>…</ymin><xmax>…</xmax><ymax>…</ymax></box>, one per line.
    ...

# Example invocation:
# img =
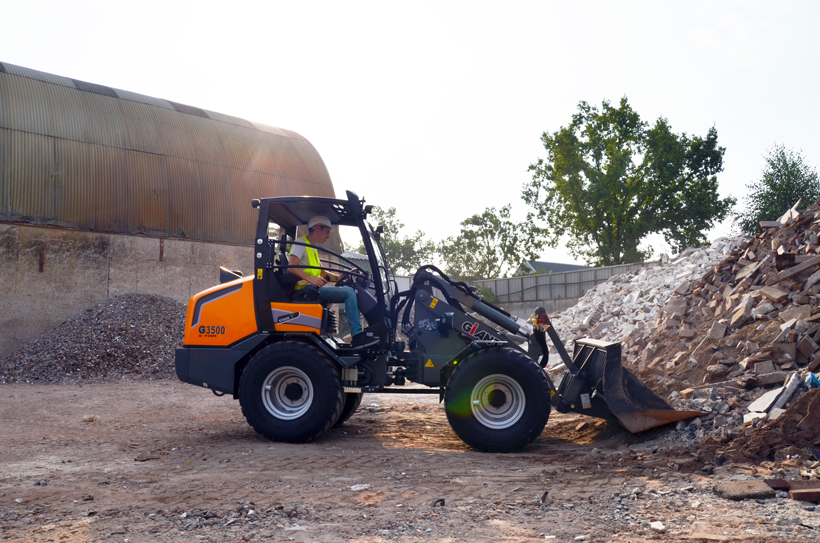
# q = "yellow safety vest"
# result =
<box><xmin>293</xmin><ymin>236</ymin><xmax>321</xmax><ymax>290</ymax></box>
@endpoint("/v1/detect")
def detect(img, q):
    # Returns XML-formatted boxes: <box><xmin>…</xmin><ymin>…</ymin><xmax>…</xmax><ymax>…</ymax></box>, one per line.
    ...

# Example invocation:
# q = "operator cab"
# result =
<box><xmin>251</xmin><ymin>190</ymin><xmax>395</xmax><ymax>348</ymax></box>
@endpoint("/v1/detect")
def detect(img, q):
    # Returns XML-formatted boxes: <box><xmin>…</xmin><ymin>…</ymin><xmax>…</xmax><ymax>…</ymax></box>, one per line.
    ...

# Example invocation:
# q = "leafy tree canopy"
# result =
<box><xmin>438</xmin><ymin>205</ymin><xmax>545</xmax><ymax>280</ymax></box>
<box><xmin>735</xmin><ymin>145</ymin><xmax>820</xmax><ymax>235</ymax></box>
<box><xmin>523</xmin><ymin>97</ymin><xmax>736</xmax><ymax>266</ymax></box>
<box><xmin>354</xmin><ymin>206</ymin><xmax>435</xmax><ymax>275</ymax></box>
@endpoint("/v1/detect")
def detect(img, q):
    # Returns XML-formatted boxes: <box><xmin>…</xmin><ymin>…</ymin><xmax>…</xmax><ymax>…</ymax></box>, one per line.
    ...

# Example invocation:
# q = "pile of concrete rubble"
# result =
<box><xmin>550</xmin><ymin>200</ymin><xmax>820</xmax><ymax>443</ymax></box>
<box><xmin>0</xmin><ymin>294</ymin><xmax>184</xmax><ymax>384</ymax></box>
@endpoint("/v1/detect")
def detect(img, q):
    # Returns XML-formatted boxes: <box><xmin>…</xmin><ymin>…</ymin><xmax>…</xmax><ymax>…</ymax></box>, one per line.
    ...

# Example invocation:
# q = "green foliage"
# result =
<box><xmin>438</xmin><ymin>205</ymin><xmax>545</xmax><ymax>280</ymax></box>
<box><xmin>355</xmin><ymin>206</ymin><xmax>435</xmax><ymax>275</ymax></box>
<box><xmin>475</xmin><ymin>285</ymin><xmax>496</xmax><ymax>303</ymax></box>
<box><xmin>735</xmin><ymin>145</ymin><xmax>820</xmax><ymax>235</ymax></box>
<box><xmin>523</xmin><ymin>97</ymin><xmax>736</xmax><ymax>266</ymax></box>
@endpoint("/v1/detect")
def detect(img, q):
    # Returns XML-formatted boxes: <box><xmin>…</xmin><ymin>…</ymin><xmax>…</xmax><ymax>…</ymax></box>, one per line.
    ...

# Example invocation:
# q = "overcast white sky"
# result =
<box><xmin>3</xmin><ymin>1</ymin><xmax>819</xmax><ymax>264</ymax></box>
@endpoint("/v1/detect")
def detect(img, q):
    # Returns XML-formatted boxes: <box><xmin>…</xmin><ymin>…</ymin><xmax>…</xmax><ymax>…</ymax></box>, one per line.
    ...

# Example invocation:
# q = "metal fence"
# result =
<box><xmin>473</xmin><ymin>262</ymin><xmax>650</xmax><ymax>305</ymax></box>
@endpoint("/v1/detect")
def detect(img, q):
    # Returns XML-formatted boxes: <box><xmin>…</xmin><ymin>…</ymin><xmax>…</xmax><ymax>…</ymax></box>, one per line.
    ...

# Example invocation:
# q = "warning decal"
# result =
<box><xmin>430</xmin><ymin>298</ymin><xmax>438</xmax><ymax>309</ymax></box>
<box><xmin>256</xmin><ymin>269</ymin><xmax>263</xmax><ymax>279</ymax></box>
<box><xmin>424</xmin><ymin>359</ymin><xmax>435</xmax><ymax>368</ymax></box>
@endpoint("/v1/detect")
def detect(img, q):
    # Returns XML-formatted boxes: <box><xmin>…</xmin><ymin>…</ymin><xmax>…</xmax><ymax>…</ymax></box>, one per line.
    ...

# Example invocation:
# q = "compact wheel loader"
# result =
<box><xmin>175</xmin><ymin>191</ymin><xmax>701</xmax><ymax>452</ymax></box>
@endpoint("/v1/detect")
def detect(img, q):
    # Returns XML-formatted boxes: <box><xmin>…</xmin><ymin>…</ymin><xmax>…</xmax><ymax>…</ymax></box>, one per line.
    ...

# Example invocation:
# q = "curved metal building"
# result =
<box><xmin>0</xmin><ymin>61</ymin><xmax>335</xmax><ymax>245</ymax></box>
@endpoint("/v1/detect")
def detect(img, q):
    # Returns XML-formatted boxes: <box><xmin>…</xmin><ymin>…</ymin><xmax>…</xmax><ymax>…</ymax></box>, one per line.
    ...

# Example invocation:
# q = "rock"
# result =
<box><xmin>744</xmin><ymin>412</ymin><xmax>767</xmax><ymax>425</ymax></box>
<box><xmin>768</xmin><ymin>407</ymin><xmax>786</xmax><ymax>421</ymax></box>
<box><xmin>714</xmin><ymin>480</ymin><xmax>776</xmax><ymax>501</ymax></box>
<box><xmin>707</xmin><ymin>364</ymin><xmax>729</xmax><ymax>376</ymax></box>
<box><xmin>135</xmin><ymin>454</ymin><xmax>160</xmax><ymax>462</ymax></box>
<box><xmin>680</xmin><ymin>388</ymin><xmax>695</xmax><ymax>399</ymax></box>
<box><xmin>350</xmin><ymin>484</ymin><xmax>371</xmax><ymax>491</ymax></box>
<box><xmin>708</xmin><ymin>322</ymin><xmax>727</xmax><ymax>340</ymax></box>
<box><xmin>754</xmin><ymin>372</ymin><xmax>789</xmax><ymax>386</ymax></box>
<box><xmin>83</xmin><ymin>415</ymin><xmax>99</xmax><ymax>423</ymax></box>
<box><xmin>754</xmin><ymin>361</ymin><xmax>776</xmax><ymax>375</ymax></box>
<box><xmin>752</xmin><ymin>303</ymin><xmax>775</xmax><ymax>319</ymax></box>
<box><xmin>649</xmin><ymin>521</ymin><xmax>666</xmax><ymax>533</ymax></box>
<box><xmin>803</xmin><ymin>269</ymin><xmax>820</xmax><ymax>292</ymax></box>
<box><xmin>798</xmin><ymin>336</ymin><xmax>819</xmax><ymax>357</ymax></box>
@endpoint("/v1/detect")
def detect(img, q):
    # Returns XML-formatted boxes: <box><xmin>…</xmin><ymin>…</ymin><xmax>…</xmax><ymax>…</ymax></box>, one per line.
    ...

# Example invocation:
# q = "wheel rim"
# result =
<box><xmin>470</xmin><ymin>374</ymin><xmax>526</xmax><ymax>429</ymax></box>
<box><xmin>261</xmin><ymin>366</ymin><xmax>314</xmax><ymax>420</ymax></box>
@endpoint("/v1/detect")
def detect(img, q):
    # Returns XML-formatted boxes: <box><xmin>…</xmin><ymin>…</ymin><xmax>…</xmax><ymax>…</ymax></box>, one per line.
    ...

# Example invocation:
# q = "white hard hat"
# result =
<box><xmin>307</xmin><ymin>215</ymin><xmax>332</xmax><ymax>229</ymax></box>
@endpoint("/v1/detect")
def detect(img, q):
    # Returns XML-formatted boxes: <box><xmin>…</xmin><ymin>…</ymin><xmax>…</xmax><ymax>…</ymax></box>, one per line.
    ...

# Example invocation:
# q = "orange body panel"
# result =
<box><xmin>271</xmin><ymin>302</ymin><xmax>323</xmax><ymax>333</ymax></box>
<box><xmin>184</xmin><ymin>276</ymin><xmax>257</xmax><ymax>346</ymax></box>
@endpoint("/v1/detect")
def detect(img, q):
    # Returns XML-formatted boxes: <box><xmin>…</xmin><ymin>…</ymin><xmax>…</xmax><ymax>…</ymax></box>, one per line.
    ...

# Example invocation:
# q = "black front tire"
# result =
<box><xmin>333</xmin><ymin>392</ymin><xmax>363</xmax><ymax>428</ymax></box>
<box><xmin>444</xmin><ymin>348</ymin><xmax>551</xmax><ymax>452</ymax></box>
<box><xmin>239</xmin><ymin>341</ymin><xmax>343</xmax><ymax>443</ymax></box>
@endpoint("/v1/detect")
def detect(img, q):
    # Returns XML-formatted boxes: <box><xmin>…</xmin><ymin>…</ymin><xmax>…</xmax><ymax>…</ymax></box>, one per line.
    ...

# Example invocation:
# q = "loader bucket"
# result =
<box><xmin>554</xmin><ymin>338</ymin><xmax>704</xmax><ymax>433</ymax></box>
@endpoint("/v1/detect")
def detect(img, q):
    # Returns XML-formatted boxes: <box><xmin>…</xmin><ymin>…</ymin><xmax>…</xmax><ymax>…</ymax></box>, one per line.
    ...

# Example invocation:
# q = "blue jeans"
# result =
<box><xmin>302</xmin><ymin>285</ymin><xmax>362</xmax><ymax>336</ymax></box>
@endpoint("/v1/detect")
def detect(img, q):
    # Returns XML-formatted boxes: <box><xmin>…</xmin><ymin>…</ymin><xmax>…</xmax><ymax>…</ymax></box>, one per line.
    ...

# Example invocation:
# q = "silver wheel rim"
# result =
<box><xmin>470</xmin><ymin>374</ymin><xmax>526</xmax><ymax>429</ymax></box>
<box><xmin>261</xmin><ymin>366</ymin><xmax>314</xmax><ymax>420</ymax></box>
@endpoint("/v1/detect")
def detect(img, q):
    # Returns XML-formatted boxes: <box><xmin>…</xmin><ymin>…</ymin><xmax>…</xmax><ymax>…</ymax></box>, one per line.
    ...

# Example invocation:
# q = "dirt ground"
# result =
<box><xmin>1</xmin><ymin>382</ymin><xmax>817</xmax><ymax>542</ymax></box>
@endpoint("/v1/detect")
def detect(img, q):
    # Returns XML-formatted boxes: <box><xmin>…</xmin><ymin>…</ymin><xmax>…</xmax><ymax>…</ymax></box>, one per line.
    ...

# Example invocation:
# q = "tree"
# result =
<box><xmin>354</xmin><ymin>206</ymin><xmax>435</xmax><ymax>275</ymax></box>
<box><xmin>735</xmin><ymin>145</ymin><xmax>820</xmax><ymax>235</ymax></box>
<box><xmin>523</xmin><ymin>97</ymin><xmax>736</xmax><ymax>266</ymax></box>
<box><xmin>438</xmin><ymin>205</ymin><xmax>545</xmax><ymax>280</ymax></box>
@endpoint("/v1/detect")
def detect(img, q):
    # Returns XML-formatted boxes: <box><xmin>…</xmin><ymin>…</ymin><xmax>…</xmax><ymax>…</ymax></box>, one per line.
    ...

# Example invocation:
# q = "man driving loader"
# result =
<box><xmin>287</xmin><ymin>215</ymin><xmax>375</xmax><ymax>347</ymax></box>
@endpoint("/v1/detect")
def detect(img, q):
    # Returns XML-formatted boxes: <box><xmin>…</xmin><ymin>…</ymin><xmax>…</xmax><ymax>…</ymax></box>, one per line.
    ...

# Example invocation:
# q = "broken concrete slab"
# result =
<box><xmin>764</xmin><ymin>479</ymin><xmax>791</xmax><ymax>491</ymax></box>
<box><xmin>754</xmin><ymin>360</ymin><xmax>776</xmax><ymax>375</ymax></box>
<box><xmin>760</xmin><ymin>286</ymin><xmax>789</xmax><ymax>303</ymax></box>
<box><xmin>746</xmin><ymin>387</ymin><xmax>783</xmax><ymax>413</ymax></box>
<box><xmin>780</xmin><ymin>318</ymin><xmax>798</xmax><ymax>331</ymax></box>
<box><xmin>781</xmin><ymin>305</ymin><xmax>812</xmax><ymax>323</ymax></box>
<box><xmin>798</xmin><ymin>335</ymin><xmax>819</xmax><ymax>357</ymax></box>
<box><xmin>754</xmin><ymin>372</ymin><xmax>789</xmax><ymax>387</ymax></box>
<box><xmin>775</xmin><ymin>255</ymin><xmax>820</xmax><ymax>283</ymax></box>
<box><xmin>708</xmin><ymin>322</ymin><xmax>727</xmax><ymax>339</ymax></box>
<box><xmin>772</xmin><ymin>372</ymin><xmax>801</xmax><ymax>410</ymax></box>
<box><xmin>714</xmin><ymin>480</ymin><xmax>776</xmax><ymax>501</ymax></box>
<box><xmin>768</xmin><ymin>407</ymin><xmax>786</xmax><ymax>421</ymax></box>
<box><xmin>730</xmin><ymin>308</ymin><xmax>749</xmax><ymax>329</ymax></box>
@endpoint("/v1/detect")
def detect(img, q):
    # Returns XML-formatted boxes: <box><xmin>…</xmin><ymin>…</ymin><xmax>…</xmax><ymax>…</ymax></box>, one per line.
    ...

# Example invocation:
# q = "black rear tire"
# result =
<box><xmin>239</xmin><ymin>341</ymin><xmax>343</xmax><ymax>443</ymax></box>
<box><xmin>333</xmin><ymin>392</ymin><xmax>363</xmax><ymax>428</ymax></box>
<box><xmin>444</xmin><ymin>348</ymin><xmax>551</xmax><ymax>452</ymax></box>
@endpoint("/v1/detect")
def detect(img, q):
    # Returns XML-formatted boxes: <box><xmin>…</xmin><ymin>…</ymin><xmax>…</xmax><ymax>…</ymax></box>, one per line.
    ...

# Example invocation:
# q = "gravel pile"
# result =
<box><xmin>0</xmin><ymin>294</ymin><xmax>184</xmax><ymax>384</ymax></box>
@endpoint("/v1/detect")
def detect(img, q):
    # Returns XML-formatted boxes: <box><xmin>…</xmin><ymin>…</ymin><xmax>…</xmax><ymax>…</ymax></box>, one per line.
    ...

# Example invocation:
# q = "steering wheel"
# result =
<box><xmin>335</xmin><ymin>268</ymin><xmax>374</xmax><ymax>291</ymax></box>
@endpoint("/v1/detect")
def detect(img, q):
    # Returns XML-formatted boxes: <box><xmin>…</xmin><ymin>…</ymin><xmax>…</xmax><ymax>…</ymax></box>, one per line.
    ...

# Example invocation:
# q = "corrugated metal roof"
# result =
<box><xmin>0</xmin><ymin>61</ymin><xmax>335</xmax><ymax>245</ymax></box>
<box><xmin>2</xmin><ymin>62</ymin><xmax>75</xmax><ymax>88</ymax></box>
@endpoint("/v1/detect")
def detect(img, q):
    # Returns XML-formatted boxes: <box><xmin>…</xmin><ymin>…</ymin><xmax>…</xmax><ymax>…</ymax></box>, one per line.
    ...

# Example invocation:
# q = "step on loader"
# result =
<box><xmin>175</xmin><ymin>191</ymin><xmax>702</xmax><ymax>452</ymax></box>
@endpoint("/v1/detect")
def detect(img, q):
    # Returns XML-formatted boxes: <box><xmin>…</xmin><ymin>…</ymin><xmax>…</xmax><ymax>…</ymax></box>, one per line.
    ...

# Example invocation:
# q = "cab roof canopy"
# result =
<box><xmin>262</xmin><ymin>196</ymin><xmax>359</xmax><ymax>231</ymax></box>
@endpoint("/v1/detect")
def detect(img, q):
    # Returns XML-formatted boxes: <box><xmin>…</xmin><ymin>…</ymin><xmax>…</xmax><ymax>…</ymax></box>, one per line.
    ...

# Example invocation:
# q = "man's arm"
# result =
<box><xmin>288</xmin><ymin>254</ymin><xmax>328</xmax><ymax>287</ymax></box>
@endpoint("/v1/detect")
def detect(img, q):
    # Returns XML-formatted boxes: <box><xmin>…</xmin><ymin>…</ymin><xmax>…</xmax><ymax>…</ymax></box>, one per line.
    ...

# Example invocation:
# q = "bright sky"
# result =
<box><xmin>3</xmin><ymin>1</ymin><xmax>819</xmax><ymax>265</ymax></box>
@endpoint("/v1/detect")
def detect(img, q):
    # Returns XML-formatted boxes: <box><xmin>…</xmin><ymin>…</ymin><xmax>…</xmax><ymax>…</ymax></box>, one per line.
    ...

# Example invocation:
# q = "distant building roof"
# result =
<box><xmin>524</xmin><ymin>261</ymin><xmax>591</xmax><ymax>274</ymax></box>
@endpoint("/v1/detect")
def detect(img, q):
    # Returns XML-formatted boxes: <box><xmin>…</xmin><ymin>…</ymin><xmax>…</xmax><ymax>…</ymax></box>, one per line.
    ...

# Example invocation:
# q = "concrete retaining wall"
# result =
<box><xmin>0</xmin><ymin>224</ymin><xmax>252</xmax><ymax>358</ymax></box>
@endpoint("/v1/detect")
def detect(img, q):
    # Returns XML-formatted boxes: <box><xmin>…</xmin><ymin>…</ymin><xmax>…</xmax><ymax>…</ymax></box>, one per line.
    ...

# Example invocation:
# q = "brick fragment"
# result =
<box><xmin>790</xmin><ymin>489</ymin><xmax>820</xmax><ymax>503</ymax></box>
